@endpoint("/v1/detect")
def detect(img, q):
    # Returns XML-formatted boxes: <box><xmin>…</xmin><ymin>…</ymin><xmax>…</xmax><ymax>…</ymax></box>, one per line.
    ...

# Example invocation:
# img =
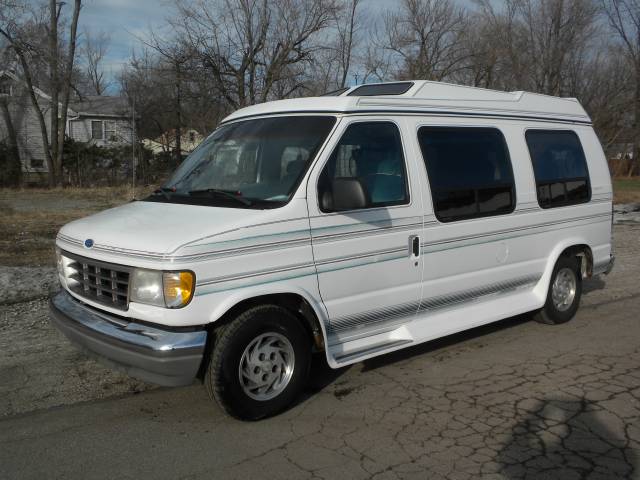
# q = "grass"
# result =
<box><xmin>612</xmin><ymin>177</ymin><xmax>640</xmax><ymax>204</ymax></box>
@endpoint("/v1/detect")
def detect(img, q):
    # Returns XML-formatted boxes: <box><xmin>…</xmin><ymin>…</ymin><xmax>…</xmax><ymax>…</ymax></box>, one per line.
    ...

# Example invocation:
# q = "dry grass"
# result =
<box><xmin>612</xmin><ymin>177</ymin><xmax>640</xmax><ymax>205</ymax></box>
<box><xmin>0</xmin><ymin>186</ymin><xmax>153</xmax><ymax>267</ymax></box>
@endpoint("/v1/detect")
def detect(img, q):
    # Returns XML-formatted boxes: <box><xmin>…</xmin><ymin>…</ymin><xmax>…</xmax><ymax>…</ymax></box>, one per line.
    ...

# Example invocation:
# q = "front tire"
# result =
<box><xmin>205</xmin><ymin>305</ymin><xmax>311</xmax><ymax>420</ymax></box>
<box><xmin>534</xmin><ymin>255</ymin><xmax>582</xmax><ymax>325</ymax></box>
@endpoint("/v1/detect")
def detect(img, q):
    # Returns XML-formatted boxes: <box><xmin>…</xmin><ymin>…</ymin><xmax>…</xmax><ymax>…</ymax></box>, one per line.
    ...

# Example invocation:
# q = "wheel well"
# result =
<box><xmin>210</xmin><ymin>293</ymin><xmax>325</xmax><ymax>351</ymax></box>
<box><xmin>559</xmin><ymin>244</ymin><xmax>593</xmax><ymax>278</ymax></box>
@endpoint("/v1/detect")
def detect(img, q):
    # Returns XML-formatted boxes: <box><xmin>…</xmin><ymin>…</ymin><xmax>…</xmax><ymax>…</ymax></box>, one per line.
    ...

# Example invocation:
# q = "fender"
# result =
<box><xmin>534</xmin><ymin>236</ymin><xmax>592</xmax><ymax>303</ymax></box>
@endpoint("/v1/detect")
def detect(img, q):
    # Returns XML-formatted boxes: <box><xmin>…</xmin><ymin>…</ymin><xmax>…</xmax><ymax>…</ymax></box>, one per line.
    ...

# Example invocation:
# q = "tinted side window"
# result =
<box><xmin>318</xmin><ymin>122</ymin><xmax>409</xmax><ymax>212</ymax></box>
<box><xmin>417</xmin><ymin>127</ymin><xmax>515</xmax><ymax>222</ymax></box>
<box><xmin>525</xmin><ymin>130</ymin><xmax>590</xmax><ymax>208</ymax></box>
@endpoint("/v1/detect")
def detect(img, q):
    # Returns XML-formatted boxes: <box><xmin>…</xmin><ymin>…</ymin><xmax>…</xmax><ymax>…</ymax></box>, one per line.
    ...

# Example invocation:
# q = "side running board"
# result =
<box><xmin>334</xmin><ymin>339</ymin><xmax>412</xmax><ymax>364</ymax></box>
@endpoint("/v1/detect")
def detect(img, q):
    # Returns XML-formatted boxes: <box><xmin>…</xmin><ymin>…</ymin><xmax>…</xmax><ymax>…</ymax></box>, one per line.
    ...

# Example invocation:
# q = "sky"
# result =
<box><xmin>76</xmin><ymin>0</ymin><xmax>475</xmax><ymax>92</ymax></box>
<box><xmin>78</xmin><ymin>0</ymin><xmax>403</xmax><ymax>91</ymax></box>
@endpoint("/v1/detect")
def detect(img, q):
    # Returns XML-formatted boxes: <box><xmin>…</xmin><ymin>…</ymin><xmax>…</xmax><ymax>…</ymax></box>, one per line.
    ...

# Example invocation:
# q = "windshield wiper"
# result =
<box><xmin>188</xmin><ymin>188</ymin><xmax>252</xmax><ymax>206</ymax></box>
<box><xmin>150</xmin><ymin>187</ymin><xmax>175</xmax><ymax>201</ymax></box>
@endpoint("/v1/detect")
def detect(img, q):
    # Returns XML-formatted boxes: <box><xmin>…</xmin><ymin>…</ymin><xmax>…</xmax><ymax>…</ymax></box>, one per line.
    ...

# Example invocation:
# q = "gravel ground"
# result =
<box><xmin>0</xmin><ymin>267</ymin><xmax>59</xmax><ymax>306</ymax></box>
<box><xmin>614</xmin><ymin>203</ymin><xmax>640</xmax><ymax>224</ymax></box>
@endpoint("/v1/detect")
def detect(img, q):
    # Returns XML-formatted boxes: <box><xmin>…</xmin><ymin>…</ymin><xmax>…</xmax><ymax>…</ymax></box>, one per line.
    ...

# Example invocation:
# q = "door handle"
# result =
<box><xmin>409</xmin><ymin>235</ymin><xmax>420</xmax><ymax>258</ymax></box>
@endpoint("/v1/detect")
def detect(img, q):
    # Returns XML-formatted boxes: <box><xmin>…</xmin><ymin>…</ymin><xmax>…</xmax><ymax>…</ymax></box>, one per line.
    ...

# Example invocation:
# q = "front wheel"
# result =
<box><xmin>205</xmin><ymin>305</ymin><xmax>311</xmax><ymax>420</ymax></box>
<box><xmin>533</xmin><ymin>255</ymin><xmax>582</xmax><ymax>325</ymax></box>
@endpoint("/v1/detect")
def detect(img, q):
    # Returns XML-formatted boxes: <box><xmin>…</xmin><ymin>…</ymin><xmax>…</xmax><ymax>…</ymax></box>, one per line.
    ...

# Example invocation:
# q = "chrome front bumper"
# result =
<box><xmin>49</xmin><ymin>290</ymin><xmax>207</xmax><ymax>387</ymax></box>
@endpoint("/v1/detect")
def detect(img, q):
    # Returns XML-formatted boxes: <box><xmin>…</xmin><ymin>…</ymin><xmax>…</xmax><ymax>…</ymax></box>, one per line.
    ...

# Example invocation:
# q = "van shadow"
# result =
<box><xmin>296</xmin><ymin>353</ymin><xmax>351</xmax><ymax>404</ymax></box>
<box><xmin>497</xmin><ymin>397</ymin><xmax>636</xmax><ymax>479</ymax></box>
<box><xmin>583</xmin><ymin>276</ymin><xmax>607</xmax><ymax>295</ymax></box>
<box><xmin>361</xmin><ymin>313</ymin><xmax>532</xmax><ymax>372</ymax></box>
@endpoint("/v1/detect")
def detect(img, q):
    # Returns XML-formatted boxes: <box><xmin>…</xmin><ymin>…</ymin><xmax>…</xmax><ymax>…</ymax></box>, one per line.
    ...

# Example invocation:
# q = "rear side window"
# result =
<box><xmin>417</xmin><ymin>127</ymin><xmax>515</xmax><ymax>222</ymax></box>
<box><xmin>525</xmin><ymin>130</ymin><xmax>590</xmax><ymax>208</ymax></box>
<box><xmin>318</xmin><ymin>122</ymin><xmax>409</xmax><ymax>212</ymax></box>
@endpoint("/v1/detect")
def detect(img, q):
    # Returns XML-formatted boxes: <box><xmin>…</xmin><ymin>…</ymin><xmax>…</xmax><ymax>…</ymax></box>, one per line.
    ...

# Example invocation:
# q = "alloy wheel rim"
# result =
<box><xmin>238</xmin><ymin>332</ymin><xmax>295</xmax><ymax>401</ymax></box>
<box><xmin>551</xmin><ymin>267</ymin><xmax>577</xmax><ymax>312</ymax></box>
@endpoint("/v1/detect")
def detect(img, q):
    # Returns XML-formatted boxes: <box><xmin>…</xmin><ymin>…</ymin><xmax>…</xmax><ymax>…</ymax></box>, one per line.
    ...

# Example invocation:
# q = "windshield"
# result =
<box><xmin>145</xmin><ymin>116</ymin><xmax>336</xmax><ymax>209</ymax></box>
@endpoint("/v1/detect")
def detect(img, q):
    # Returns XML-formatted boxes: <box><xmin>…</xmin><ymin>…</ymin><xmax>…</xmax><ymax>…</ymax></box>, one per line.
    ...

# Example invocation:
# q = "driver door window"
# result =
<box><xmin>318</xmin><ymin>122</ymin><xmax>409</xmax><ymax>212</ymax></box>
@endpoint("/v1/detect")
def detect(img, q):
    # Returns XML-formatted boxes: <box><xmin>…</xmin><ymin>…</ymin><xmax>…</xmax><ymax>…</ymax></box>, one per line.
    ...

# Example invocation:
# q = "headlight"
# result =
<box><xmin>131</xmin><ymin>269</ymin><xmax>164</xmax><ymax>307</ymax></box>
<box><xmin>130</xmin><ymin>269</ymin><xmax>195</xmax><ymax>308</ymax></box>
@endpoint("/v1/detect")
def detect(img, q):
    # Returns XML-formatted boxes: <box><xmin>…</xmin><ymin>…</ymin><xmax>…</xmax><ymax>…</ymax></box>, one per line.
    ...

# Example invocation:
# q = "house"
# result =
<box><xmin>0</xmin><ymin>70</ymin><xmax>135</xmax><ymax>184</ymax></box>
<box><xmin>142</xmin><ymin>128</ymin><xmax>204</xmax><ymax>156</ymax></box>
<box><xmin>607</xmin><ymin>142</ymin><xmax>634</xmax><ymax>176</ymax></box>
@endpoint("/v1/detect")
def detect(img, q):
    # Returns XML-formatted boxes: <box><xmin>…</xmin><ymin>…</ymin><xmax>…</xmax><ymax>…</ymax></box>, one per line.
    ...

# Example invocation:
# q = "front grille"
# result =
<box><xmin>61</xmin><ymin>251</ymin><xmax>131</xmax><ymax>310</ymax></box>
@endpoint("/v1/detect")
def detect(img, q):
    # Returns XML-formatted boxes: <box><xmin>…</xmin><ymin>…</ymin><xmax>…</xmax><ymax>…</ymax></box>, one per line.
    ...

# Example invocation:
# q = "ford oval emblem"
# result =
<box><xmin>84</xmin><ymin>238</ymin><xmax>94</xmax><ymax>249</ymax></box>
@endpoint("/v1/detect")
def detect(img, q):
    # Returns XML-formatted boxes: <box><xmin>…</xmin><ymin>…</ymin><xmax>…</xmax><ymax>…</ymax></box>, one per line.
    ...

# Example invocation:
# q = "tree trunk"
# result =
<box><xmin>55</xmin><ymin>0</ymin><xmax>82</xmax><ymax>187</ymax></box>
<box><xmin>49</xmin><ymin>0</ymin><xmax>60</xmax><ymax>187</ymax></box>
<box><xmin>0</xmin><ymin>99</ymin><xmax>22</xmax><ymax>187</ymax></box>
<box><xmin>631</xmin><ymin>79</ymin><xmax>640</xmax><ymax>177</ymax></box>
<box><xmin>174</xmin><ymin>62</ymin><xmax>182</xmax><ymax>168</ymax></box>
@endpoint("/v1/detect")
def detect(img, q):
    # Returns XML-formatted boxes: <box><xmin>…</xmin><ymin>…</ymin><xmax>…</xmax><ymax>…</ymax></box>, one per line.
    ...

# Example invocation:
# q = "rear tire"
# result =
<box><xmin>534</xmin><ymin>255</ymin><xmax>582</xmax><ymax>325</ymax></box>
<box><xmin>205</xmin><ymin>305</ymin><xmax>311</xmax><ymax>420</ymax></box>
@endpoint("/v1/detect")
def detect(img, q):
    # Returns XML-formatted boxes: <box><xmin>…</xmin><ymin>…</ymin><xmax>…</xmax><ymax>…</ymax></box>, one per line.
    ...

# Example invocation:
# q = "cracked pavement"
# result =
<box><xmin>1</xmin><ymin>225</ymin><xmax>639</xmax><ymax>480</ymax></box>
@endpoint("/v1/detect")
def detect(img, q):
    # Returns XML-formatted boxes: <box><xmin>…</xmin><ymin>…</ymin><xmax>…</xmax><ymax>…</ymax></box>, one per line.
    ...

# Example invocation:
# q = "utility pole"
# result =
<box><xmin>131</xmin><ymin>96</ymin><xmax>136</xmax><ymax>199</ymax></box>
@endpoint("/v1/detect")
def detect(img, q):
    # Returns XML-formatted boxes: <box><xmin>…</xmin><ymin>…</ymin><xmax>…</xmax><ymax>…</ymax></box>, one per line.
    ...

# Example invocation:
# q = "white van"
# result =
<box><xmin>50</xmin><ymin>81</ymin><xmax>614</xmax><ymax>419</ymax></box>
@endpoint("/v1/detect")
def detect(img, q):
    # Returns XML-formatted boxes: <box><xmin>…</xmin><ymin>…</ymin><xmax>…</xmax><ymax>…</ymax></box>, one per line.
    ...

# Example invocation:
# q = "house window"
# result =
<box><xmin>0</xmin><ymin>79</ymin><xmax>11</xmax><ymax>96</ymax></box>
<box><xmin>105</xmin><ymin>121</ymin><xmax>117</xmax><ymax>142</ymax></box>
<box><xmin>91</xmin><ymin>120</ymin><xmax>103</xmax><ymax>140</ymax></box>
<box><xmin>418</xmin><ymin>127</ymin><xmax>515</xmax><ymax>222</ymax></box>
<box><xmin>30</xmin><ymin>157</ymin><xmax>44</xmax><ymax>168</ymax></box>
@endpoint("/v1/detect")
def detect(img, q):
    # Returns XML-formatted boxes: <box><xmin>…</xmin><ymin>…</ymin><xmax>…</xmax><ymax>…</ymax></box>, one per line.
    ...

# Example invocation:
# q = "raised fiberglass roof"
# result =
<box><xmin>221</xmin><ymin>80</ymin><xmax>591</xmax><ymax>125</ymax></box>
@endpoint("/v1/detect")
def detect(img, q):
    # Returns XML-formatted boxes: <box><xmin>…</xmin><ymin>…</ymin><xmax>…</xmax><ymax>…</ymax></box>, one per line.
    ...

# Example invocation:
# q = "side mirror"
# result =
<box><xmin>329</xmin><ymin>178</ymin><xmax>369</xmax><ymax>211</ymax></box>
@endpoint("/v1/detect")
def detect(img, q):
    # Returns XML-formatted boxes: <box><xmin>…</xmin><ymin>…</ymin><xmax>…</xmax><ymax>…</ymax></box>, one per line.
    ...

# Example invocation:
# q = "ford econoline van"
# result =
<box><xmin>50</xmin><ymin>81</ymin><xmax>614</xmax><ymax>419</ymax></box>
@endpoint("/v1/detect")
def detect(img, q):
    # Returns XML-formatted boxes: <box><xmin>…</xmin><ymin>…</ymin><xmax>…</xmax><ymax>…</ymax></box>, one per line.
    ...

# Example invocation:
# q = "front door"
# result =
<box><xmin>306</xmin><ymin>118</ymin><xmax>424</xmax><ymax>344</ymax></box>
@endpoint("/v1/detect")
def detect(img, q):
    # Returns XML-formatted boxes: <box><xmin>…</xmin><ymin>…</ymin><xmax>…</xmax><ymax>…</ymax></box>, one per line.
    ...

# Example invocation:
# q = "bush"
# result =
<box><xmin>61</xmin><ymin>138</ymin><xmax>172</xmax><ymax>187</ymax></box>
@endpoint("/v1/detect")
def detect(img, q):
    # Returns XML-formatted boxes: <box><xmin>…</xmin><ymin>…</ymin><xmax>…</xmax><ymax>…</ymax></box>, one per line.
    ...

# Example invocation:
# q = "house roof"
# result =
<box><xmin>68</xmin><ymin>96</ymin><xmax>131</xmax><ymax>118</ymax></box>
<box><xmin>1</xmin><ymin>70</ymin><xmax>131</xmax><ymax>119</ymax></box>
<box><xmin>221</xmin><ymin>80</ymin><xmax>591</xmax><ymax>125</ymax></box>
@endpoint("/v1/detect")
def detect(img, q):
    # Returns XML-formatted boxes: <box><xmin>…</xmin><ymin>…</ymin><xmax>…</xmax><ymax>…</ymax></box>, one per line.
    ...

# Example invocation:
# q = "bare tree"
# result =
<box><xmin>304</xmin><ymin>0</ymin><xmax>363</xmax><ymax>94</ymax></box>
<box><xmin>474</xmin><ymin>0</ymin><xmax>599</xmax><ymax>95</ymax></box>
<box><xmin>602</xmin><ymin>0</ymin><xmax>640</xmax><ymax>176</ymax></box>
<box><xmin>0</xmin><ymin>0</ymin><xmax>82</xmax><ymax>186</ymax></box>
<box><xmin>136</xmin><ymin>32</ymin><xmax>195</xmax><ymax>166</ymax></box>
<box><xmin>335</xmin><ymin>0</ymin><xmax>361</xmax><ymax>88</ymax></box>
<box><xmin>172</xmin><ymin>0</ymin><xmax>338</xmax><ymax>110</ymax></box>
<box><xmin>381</xmin><ymin>0</ymin><xmax>468</xmax><ymax>81</ymax></box>
<box><xmin>81</xmin><ymin>28</ymin><xmax>109</xmax><ymax>95</ymax></box>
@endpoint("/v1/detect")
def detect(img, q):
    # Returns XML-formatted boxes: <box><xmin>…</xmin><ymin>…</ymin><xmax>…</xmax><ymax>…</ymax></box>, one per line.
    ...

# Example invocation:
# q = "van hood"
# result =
<box><xmin>58</xmin><ymin>200</ymin><xmax>267</xmax><ymax>258</ymax></box>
